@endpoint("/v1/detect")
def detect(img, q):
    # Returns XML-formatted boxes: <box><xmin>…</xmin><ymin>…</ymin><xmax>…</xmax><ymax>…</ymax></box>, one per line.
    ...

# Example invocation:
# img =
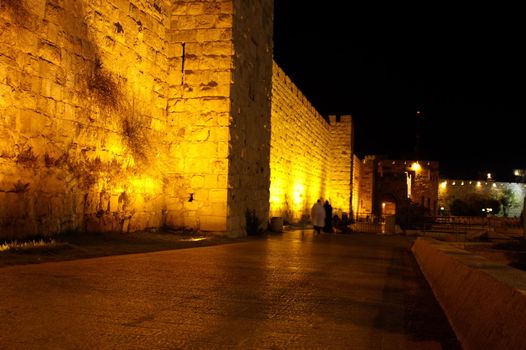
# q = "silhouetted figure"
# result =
<box><xmin>311</xmin><ymin>199</ymin><xmax>325</xmax><ymax>234</ymax></box>
<box><xmin>323</xmin><ymin>200</ymin><xmax>333</xmax><ymax>232</ymax></box>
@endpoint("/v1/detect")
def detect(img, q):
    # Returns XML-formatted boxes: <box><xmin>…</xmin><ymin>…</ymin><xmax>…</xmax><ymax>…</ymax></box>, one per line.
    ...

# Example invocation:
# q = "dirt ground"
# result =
<box><xmin>0</xmin><ymin>230</ymin><xmax>250</xmax><ymax>268</ymax></box>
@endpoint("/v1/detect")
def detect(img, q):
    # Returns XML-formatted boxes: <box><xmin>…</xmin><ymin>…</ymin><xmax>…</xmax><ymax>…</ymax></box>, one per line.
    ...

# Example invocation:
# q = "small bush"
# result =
<box><xmin>86</xmin><ymin>59</ymin><xmax>121</xmax><ymax>110</ymax></box>
<box><xmin>121</xmin><ymin>113</ymin><xmax>150</xmax><ymax>163</ymax></box>
<box><xmin>0</xmin><ymin>238</ymin><xmax>66</xmax><ymax>253</ymax></box>
<box><xmin>16</xmin><ymin>146</ymin><xmax>37</xmax><ymax>165</ymax></box>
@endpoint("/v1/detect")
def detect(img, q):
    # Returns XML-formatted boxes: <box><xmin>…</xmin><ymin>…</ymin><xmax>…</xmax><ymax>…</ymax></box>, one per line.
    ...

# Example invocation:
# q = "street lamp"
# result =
<box><xmin>410</xmin><ymin>161</ymin><xmax>422</xmax><ymax>172</ymax></box>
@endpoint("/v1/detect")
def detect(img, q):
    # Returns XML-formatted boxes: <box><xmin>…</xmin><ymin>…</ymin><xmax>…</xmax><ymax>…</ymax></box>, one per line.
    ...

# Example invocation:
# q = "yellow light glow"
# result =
<box><xmin>440</xmin><ymin>181</ymin><xmax>447</xmax><ymax>189</ymax></box>
<box><xmin>410</xmin><ymin>162</ymin><xmax>421</xmax><ymax>172</ymax></box>
<box><xmin>269</xmin><ymin>176</ymin><xmax>285</xmax><ymax>208</ymax></box>
<box><xmin>129</xmin><ymin>176</ymin><xmax>160</xmax><ymax>194</ymax></box>
<box><xmin>452</xmin><ymin>181</ymin><xmax>456</xmax><ymax>185</ymax></box>
<box><xmin>461</xmin><ymin>181</ymin><xmax>464</xmax><ymax>186</ymax></box>
<box><xmin>180</xmin><ymin>237</ymin><xmax>208</xmax><ymax>242</ymax></box>
<box><xmin>293</xmin><ymin>183</ymin><xmax>304</xmax><ymax>205</ymax></box>
<box><xmin>477</xmin><ymin>181</ymin><xmax>481</xmax><ymax>187</ymax></box>
<box><xmin>487</xmin><ymin>173</ymin><xmax>492</xmax><ymax>180</ymax></box>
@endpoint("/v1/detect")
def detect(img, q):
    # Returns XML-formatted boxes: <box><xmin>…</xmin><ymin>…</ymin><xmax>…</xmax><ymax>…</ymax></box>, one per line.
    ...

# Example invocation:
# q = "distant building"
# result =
<box><xmin>513</xmin><ymin>169</ymin><xmax>526</xmax><ymax>183</ymax></box>
<box><xmin>356</xmin><ymin>156</ymin><xmax>439</xmax><ymax>221</ymax></box>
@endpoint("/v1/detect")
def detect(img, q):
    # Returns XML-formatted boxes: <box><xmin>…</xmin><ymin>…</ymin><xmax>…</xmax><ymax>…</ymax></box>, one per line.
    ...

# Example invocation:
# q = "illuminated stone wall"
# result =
<box><xmin>409</xmin><ymin>161</ymin><xmax>439</xmax><ymax>215</ymax></box>
<box><xmin>357</xmin><ymin>156</ymin><xmax>376</xmax><ymax>219</ymax></box>
<box><xmin>0</xmin><ymin>0</ymin><xmax>174</xmax><ymax>239</ymax></box>
<box><xmin>270</xmin><ymin>63</ymin><xmax>353</xmax><ymax>222</ymax></box>
<box><xmin>438</xmin><ymin>179</ymin><xmax>526</xmax><ymax>217</ymax></box>
<box><xmin>327</xmin><ymin>115</ymin><xmax>353</xmax><ymax>217</ymax></box>
<box><xmin>352</xmin><ymin>154</ymin><xmax>362</xmax><ymax>219</ymax></box>
<box><xmin>228</xmin><ymin>0</ymin><xmax>273</xmax><ymax>233</ymax></box>
<box><xmin>0</xmin><ymin>0</ymin><xmax>273</xmax><ymax>239</ymax></box>
<box><xmin>166</xmin><ymin>0</ymin><xmax>235</xmax><ymax>233</ymax></box>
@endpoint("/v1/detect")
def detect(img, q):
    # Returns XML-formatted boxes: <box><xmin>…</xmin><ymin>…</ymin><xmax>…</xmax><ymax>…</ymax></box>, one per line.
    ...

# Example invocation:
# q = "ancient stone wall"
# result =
<box><xmin>411</xmin><ymin>161</ymin><xmax>439</xmax><ymax>216</ymax></box>
<box><xmin>228</xmin><ymin>0</ymin><xmax>273</xmax><ymax>235</ymax></box>
<box><xmin>270</xmin><ymin>63</ymin><xmax>353</xmax><ymax>222</ymax></box>
<box><xmin>167</xmin><ymin>0</ymin><xmax>235</xmax><ymax>233</ymax></box>
<box><xmin>0</xmin><ymin>0</ymin><xmax>176</xmax><ymax>239</ymax></box>
<box><xmin>439</xmin><ymin>179</ymin><xmax>526</xmax><ymax>217</ymax></box>
<box><xmin>357</xmin><ymin>156</ymin><xmax>375</xmax><ymax>219</ymax></box>
<box><xmin>328</xmin><ymin>115</ymin><xmax>353</xmax><ymax>216</ymax></box>
<box><xmin>1</xmin><ymin>0</ymin><xmax>359</xmax><ymax>238</ymax></box>
<box><xmin>0</xmin><ymin>0</ymin><xmax>274</xmax><ymax>239</ymax></box>
<box><xmin>352</xmin><ymin>154</ymin><xmax>362</xmax><ymax>219</ymax></box>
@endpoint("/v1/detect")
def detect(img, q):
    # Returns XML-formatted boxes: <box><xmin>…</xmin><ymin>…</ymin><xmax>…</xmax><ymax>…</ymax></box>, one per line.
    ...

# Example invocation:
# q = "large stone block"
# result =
<box><xmin>200</xmin><ymin>215</ymin><xmax>226</xmax><ymax>231</ymax></box>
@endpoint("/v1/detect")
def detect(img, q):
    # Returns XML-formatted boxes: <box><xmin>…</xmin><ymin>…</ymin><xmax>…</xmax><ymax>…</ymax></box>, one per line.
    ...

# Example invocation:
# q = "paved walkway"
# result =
<box><xmin>0</xmin><ymin>231</ymin><xmax>460</xmax><ymax>349</ymax></box>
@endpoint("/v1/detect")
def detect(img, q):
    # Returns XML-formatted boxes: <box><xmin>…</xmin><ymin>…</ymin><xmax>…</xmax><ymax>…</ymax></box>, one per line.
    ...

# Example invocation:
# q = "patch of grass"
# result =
<box><xmin>0</xmin><ymin>238</ymin><xmax>70</xmax><ymax>254</ymax></box>
<box><xmin>0</xmin><ymin>230</ymin><xmax>245</xmax><ymax>268</ymax></box>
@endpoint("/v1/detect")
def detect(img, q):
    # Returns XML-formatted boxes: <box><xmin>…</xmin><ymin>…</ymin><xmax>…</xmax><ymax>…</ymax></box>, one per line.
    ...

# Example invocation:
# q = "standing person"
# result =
<box><xmin>311</xmin><ymin>199</ymin><xmax>325</xmax><ymax>234</ymax></box>
<box><xmin>323</xmin><ymin>200</ymin><xmax>333</xmax><ymax>232</ymax></box>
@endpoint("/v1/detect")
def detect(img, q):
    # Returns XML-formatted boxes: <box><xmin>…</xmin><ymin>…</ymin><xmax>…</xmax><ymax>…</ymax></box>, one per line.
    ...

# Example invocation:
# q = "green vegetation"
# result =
<box><xmin>448</xmin><ymin>194</ymin><xmax>501</xmax><ymax>216</ymax></box>
<box><xmin>0</xmin><ymin>238</ymin><xmax>66</xmax><ymax>253</ymax></box>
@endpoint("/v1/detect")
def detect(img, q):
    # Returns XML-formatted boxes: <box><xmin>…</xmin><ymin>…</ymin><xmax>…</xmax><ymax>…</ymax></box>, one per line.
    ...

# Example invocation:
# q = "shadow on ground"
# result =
<box><xmin>0</xmin><ymin>230</ymin><xmax>248</xmax><ymax>268</ymax></box>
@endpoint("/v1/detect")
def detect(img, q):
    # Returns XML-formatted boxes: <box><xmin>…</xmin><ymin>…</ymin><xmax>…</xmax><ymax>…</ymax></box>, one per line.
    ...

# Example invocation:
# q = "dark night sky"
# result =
<box><xmin>273</xmin><ymin>2</ymin><xmax>526</xmax><ymax>181</ymax></box>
